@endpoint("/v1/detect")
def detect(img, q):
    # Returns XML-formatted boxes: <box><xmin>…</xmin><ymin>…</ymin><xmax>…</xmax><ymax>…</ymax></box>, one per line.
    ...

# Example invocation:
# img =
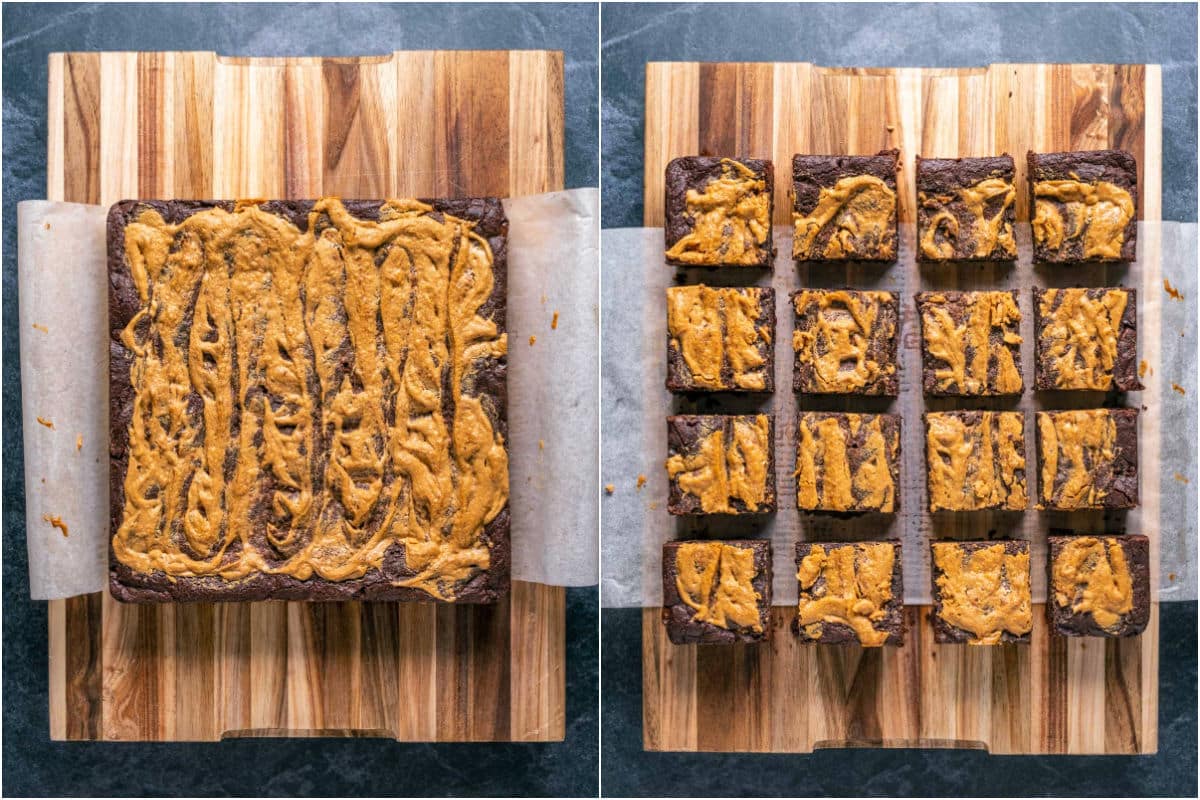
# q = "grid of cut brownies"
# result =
<box><xmin>1046</xmin><ymin>534</ymin><xmax>1150</xmax><ymax>638</ymax></box>
<box><xmin>666</xmin><ymin>285</ymin><xmax>775</xmax><ymax>392</ymax></box>
<box><xmin>664</xmin><ymin>156</ymin><xmax>774</xmax><ymax>269</ymax></box>
<box><xmin>791</xmin><ymin>151</ymin><xmax>899</xmax><ymax>262</ymax></box>
<box><xmin>795</xmin><ymin>540</ymin><xmax>904</xmax><ymax>646</ymax></box>
<box><xmin>663</xmin><ymin>539</ymin><xmax>772</xmax><ymax>644</ymax></box>
<box><xmin>792</xmin><ymin>289</ymin><xmax>898</xmax><ymax>395</ymax></box>
<box><xmin>930</xmin><ymin>540</ymin><xmax>1033</xmax><ymax>645</ymax></box>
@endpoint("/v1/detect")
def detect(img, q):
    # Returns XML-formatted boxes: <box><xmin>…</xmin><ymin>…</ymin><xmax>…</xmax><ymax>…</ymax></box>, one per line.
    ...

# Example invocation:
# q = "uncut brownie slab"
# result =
<box><xmin>664</xmin><ymin>156</ymin><xmax>774</xmax><ymax>269</ymax></box>
<box><xmin>1028</xmin><ymin>149</ymin><xmax>1138</xmax><ymax>263</ymax></box>
<box><xmin>791</xmin><ymin>150</ymin><xmax>899</xmax><ymax>262</ymax></box>
<box><xmin>663</xmin><ymin>539</ymin><xmax>772</xmax><ymax>644</ymax></box>
<box><xmin>795</xmin><ymin>412</ymin><xmax>900</xmax><ymax>513</ymax></box>
<box><xmin>916</xmin><ymin>155</ymin><xmax>1017</xmax><ymax>262</ymax></box>
<box><xmin>1035</xmin><ymin>409</ymin><xmax>1139</xmax><ymax>510</ymax></box>
<box><xmin>792</xmin><ymin>289</ymin><xmax>898</xmax><ymax>395</ymax></box>
<box><xmin>924</xmin><ymin>411</ymin><xmax>1027</xmax><ymax>512</ymax></box>
<box><xmin>930</xmin><ymin>540</ymin><xmax>1032</xmax><ymax>645</ymax></box>
<box><xmin>915</xmin><ymin>290</ymin><xmax>1023</xmax><ymax>396</ymax></box>
<box><xmin>666</xmin><ymin>414</ymin><xmax>776</xmax><ymax>515</ymax></box>
<box><xmin>666</xmin><ymin>285</ymin><xmax>775</xmax><ymax>392</ymax></box>
<box><xmin>1047</xmin><ymin>534</ymin><xmax>1150</xmax><ymax>638</ymax></box>
<box><xmin>795</xmin><ymin>540</ymin><xmax>904</xmax><ymax>646</ymax></box>
<box><xmin>1034</xmin><ymin>287</ymin><xmax>1141</xmax><ymax>391</ymax></box>
<box><xmin>108</xmin><ymin>198</ymin><xmax>509</xmax><ymax>603</ymax></box>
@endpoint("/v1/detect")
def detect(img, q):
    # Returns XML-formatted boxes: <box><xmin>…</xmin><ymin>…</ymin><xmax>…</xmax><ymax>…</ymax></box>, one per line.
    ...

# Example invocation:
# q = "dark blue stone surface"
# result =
<box><xmin>2</xmin><ymin>3</ymin><xmax>598</xmax><ymax>796</ymax></box>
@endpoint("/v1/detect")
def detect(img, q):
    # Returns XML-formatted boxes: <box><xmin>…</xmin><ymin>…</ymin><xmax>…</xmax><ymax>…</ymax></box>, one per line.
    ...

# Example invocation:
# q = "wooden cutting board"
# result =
<box><xmin>642</xmin><ymin>62</ymin><xmax>1161</xmax><ymax>754</ymax></box>
<box><xmin>45</xmin><ymin>50</ymin><xmax>565</xmax><ymax>742</ymax></box>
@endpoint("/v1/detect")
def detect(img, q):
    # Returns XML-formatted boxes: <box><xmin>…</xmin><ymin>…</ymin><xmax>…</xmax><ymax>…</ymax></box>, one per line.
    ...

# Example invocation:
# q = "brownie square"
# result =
<box><xmin>795</xmin><ymin>412</ymin><xmax>900</xmax><ymax>513</ymax></box>
<box><xmin>666</xmin><ymin>285</ymin><xmax>775</xmax><ymax>392</ymax></box>
<box><xmin>1034</xmin><ymin>287</ymin><xmax>1141</xmax><ymax>391</ymax></box>
<box><xmin>915</xmin><ymin>290</ymin><xmax>1023</xmax><ymax>396</ymax></box>
<box><xmin>663</xmin><ymin>539</ymin><xmax>772</xmax><ymax>644</ymax></box>
<box><xmin>664</xmin><ymin>156</ymin><xmax>774</xmax><ymax>268</ymax></box>
<box><xmin>791</xmin><ymin>150</ymin><xmax>899</xmax><ymax>262</ymax></box>
<box><xmin>792</xmin><ymin>289</ymin><xmax>899</xmax><ymax>395</ymax></box>
<box><xmin>1028</xmin><ymin>149</ymin><xmax>1138</xmax><ymax>263</ymax></box>
<box><xmin>666</xmin><ymin>414</ymin><xmax>776</xmax><ymax>515</ymax></box>
<box><xmin>795</xmin><ymin>540</ymin><xmax>904</xmax><ymax>646</ymax></box>
<box><xmin>924</xmin><ymin>411</ymin><xmax>1027</xmax><ymax>512</ymax></box>
<box><xmin>1035</xmin><ymin>409</ymin><xmax>1139</xmax><ymax>510</ymax></box>
<box><xmin>916</xmin><ymin>155</ymin><xmax>1017</xmax><ymax>262</ymax></box>
<box><xmin>1047</xmin><ymin>534</ymin><xmax>1150</xmax><ymax>638</ymax></box>
<box><xmin>930</xmin><ymin>540</ymin><xmax>1032</xmax><ymax>645</ymax></box>
<box><xmin>108</xmin><ymin>198</ymin><xmax>509</xmax><ymax>603</ymax></box>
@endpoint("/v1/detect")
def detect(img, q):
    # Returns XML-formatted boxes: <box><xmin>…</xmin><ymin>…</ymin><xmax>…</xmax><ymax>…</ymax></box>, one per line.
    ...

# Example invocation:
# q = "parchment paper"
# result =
<box><xmin>600</xmin><ymin>221</ymin><xmax>1197</xmax><ymax>607</ymax></box>
<box><xmin>18</xmin><ymin>188</ymin><xmax>600</xmax><ymax>600</ymax></box>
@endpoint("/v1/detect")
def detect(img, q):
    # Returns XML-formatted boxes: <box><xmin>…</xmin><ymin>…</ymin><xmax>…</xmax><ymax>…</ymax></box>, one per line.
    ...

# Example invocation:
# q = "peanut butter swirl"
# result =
<box><xmin>793</xmin><ymin>290</ymin><xmax>895</xmax><ymax>393</ymax></box>
<box><xmin>1052</xmin><ymin>537</ymin><xmax>1133</xmax><ymax>633</ymax></box>
<box><xmin>932</xmin><ymin>543</ymin><xmax>1032</xmax><ymax>644</ymax></box>
<box><xmin>666</xmin><ymin>159</ymin><xmax>770</xmax><ymax>266</ymax></box>
<box><xmin>919</xmin><ymin>177</ymin><xmax>1017</xmax><ymax>260</ymax></box>
<box><xmin>111</xmin><ymin>199</ymin><xmax>508</xmax><ymax>600</ymax></box>
<box><xmin>1037</xmin><ymin>288</ymin><xmax>1129</xmax><ymax>390</ymax></box>
<box><xmin>797</xmin><ymin>543</ymin><xmax>895</xmax><ymax>646</ymax></box>
<box><xmin>1032</xmin><ymin>180</ymin><xmax>1134</xmax><ymax>260</ymax></box>
<box><xmin>667</xmin><ymin>285</ymin><xmax>770</xmax><ymax>390</ymax></box>
<box><xmin>919</xmin><ymin>292</ymin><xmax>1022</xmax><ymax>395</ymax></box>
<box><xmin>925</xmin><ymin>412</ymin><xmax>1027</xmax><ymax>511</ymax></box>
<box><xmin>667</xmin><ymin>415</ymin><xmax>771</xmax><ymax>513</ymax></box>
<box><xmin>792</xmin><ymin>175</ymin><xmax>897</xmax><ymax>260</ymax></box>
<box><xmin>795</xmin><ymin>413</ymin><xmax>897</xmax><ymax>512</ymax></box>
<box><xmin>675</xmin><ymin>542</ymin><xmax>763</xmax><ymax>632</ymax></box>
<box><xmin>1036</xmin><ymin>410</ymin><xmax>1116</xmax><ymax>509</ymax></box>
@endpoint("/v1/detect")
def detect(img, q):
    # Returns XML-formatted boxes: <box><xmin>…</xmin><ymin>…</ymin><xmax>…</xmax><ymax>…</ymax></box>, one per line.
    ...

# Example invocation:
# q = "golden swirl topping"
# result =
<box><xmin>797</xmin><ymin>543</ymin><xmax>896</xmax><ymax>646</ymax></box>
<box><xmin>675</xmin><ymin>541</ymin><xmax>763</xmax><ymax>632</ymax></box>
<box><xmin>112</xmin><ymin>199</ymin><xmax>508</xmax><ymax>601</ymax></box>
<box><xmin>792</xmin><ymin>175</ymin><xmax>897</xmax><ymax>260</ymax></box>
<box><xmin>932</xmin><ymin>543</ymin><xmax>1032</xmax><ymax>645</ymax></box>
<box><xmin>793</xmin><ymin>290</ymin><xmax>896</xmax><ymax>393</ymax></box>
<box><xmin>1032</xmin><ymin>180</ymin><xmax>1134</xmax><ymax>260</ymax></box>
<box><xmin>918</xmin><ymin>292</ymin><xmax>1022</xmax><ymax>395</ymax></box>
<box><xmin>925</xmin><ymin>412</ymin><xmax>1027</xmax><ymax>512</ymax></box>
<box><xmin>666</xmin><ymin>158</ymin><xmax>770</xmax><ymax>266</ymax></box>
<box><xmin>919</xmin><ymin>177</ymin><xmax>1016</xmax><ymax>260</ymax></box>
<box><xmin>1052</xmin><ymin>537</ymin><xmax>1134</xmax><ymax>632</ymax></box>
<box><xmin>1038</xmin><ymin>288</ymin><xmax>1129</xmax><ymax>390</ymax></box>
<box><xmin>795</xmin><ymin>413</ymin><xmax>897</xmax><ymax>512</ymax></box>
<box><xmin>1036</xmin><ymin>410</ymin><xmax>1117</xmax><ymax>509</ymax></box>
<box><xmin>667</xmin><ymin>415</ymin><xmax>771</xmax><ymax>513</ymax></box>
<box><xmin>667</xmin><ymin>285</ymin><xmax>770</xmax><ymax>390</ymax></box>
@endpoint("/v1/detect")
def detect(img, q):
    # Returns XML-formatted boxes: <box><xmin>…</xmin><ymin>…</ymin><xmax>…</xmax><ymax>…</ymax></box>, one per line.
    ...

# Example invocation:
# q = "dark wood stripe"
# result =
<box><xmin>136</xmin><ymin>52</ymin><xmax>164</xmax><ymax>198</ymax></box>
<box><xmin>435</xmin><ymin>51</ymin><xmax>510</xmax><ymax>197</ymax></box>
<box><xmin>1104</xmin><ymin>636</ymin><xmax>1142</xmax><ymax>753</ymax></box>
<box><xmin>1044</xmin><ymin>624</ymin><xmax>1069</xmax><ymax>751</ymax></box>
<box><xmin>698</xmin><ymin>63</ymin><xmax>739</xmax><ymax>157</ymax></box>
<box><xmin>321</xmin><ymin>61</ymin><xmax>387</xmax><ymax>198</ymax></box>
<box><xmin>1110</xmin><ymin>65</ymin><xmax>1146</xmax><ymax>219</ymax></box>
<box><xmin>63</xmin><ymin>593</ymin><xmax>102</xmax><ymax>739</ymax></box>
<box><xmin>358</xmin><ymin>602</ymin><xmax>400</xmax><ymax>732</ymax></box>
<box><xmin>469</xmin><ymin>598</ymin><xmax>513</xmax><ymax>740</ymax></box>
<box><xmin>62</xmin><ymin>53</ymin><xmax>100</xmax><ymax>204</ymax></box>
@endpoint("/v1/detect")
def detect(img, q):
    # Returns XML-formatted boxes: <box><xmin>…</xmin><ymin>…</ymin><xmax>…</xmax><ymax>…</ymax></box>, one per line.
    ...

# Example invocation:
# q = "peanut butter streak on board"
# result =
<box><xmin>112</xmin><ymin>198</ymin><xmax>507</xmax><ymax>600</ymax></box>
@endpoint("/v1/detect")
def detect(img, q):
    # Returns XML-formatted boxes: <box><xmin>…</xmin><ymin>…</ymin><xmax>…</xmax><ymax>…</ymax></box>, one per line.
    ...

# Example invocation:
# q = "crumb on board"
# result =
<box><xmin>42</xmin><ymin>514</ymin><xmax>69</xmax><ymax>538</ymax></box>
<box><xmin>1164</xmin><ymin>279</ymin><xmax>1183</xmax><ymax>301</ymax></box>
<box><xmin>604</xmin><ymin>484</ymin><xmax>615</xmax><ymax>495</ymax></box>
<box><xmin>648</xmin><ymin>501</ymin><xmax>658</xmax><ymax>510</ymax></box>
<box><xmin>538</xmin><ymin>439</ymin><xmax>545</xmax><ymax>451</ymax></box>
<box><xmin>886</xmin><ymin>123</ymin><xmax>895</xmax><ymax>131</ymax></box>
<box><xmin>76</xmin><ymin>434</ymin><xmax>83</xmax><ymax>451</ymax></box>
<box><xmin>528</xmin><ymin>335</ymin><xmax>537</xmax><ymax>346</ymax></box>
<box><xmin>1169</xmin><ymin>573</ymin><xmax>1177</xmax><ymax>582</ymax></box>
<box><xmin>551</xmin><ymin>311</ymin><xmax>559</xmax><ymax>330</ymax></box>
<box><xmin>1139</xmin><ymin>360</ymin><xmax>1150</xmax><ymax>377</ymax></box>
<box><xmin>36</xmin><ymin>416</ymin><xmax>54</xmax><ymax>429</ymax></box>
<box><xmin>31</xmin><ymin>323</ymin><xmax>48</xmax><ymax>333</ymax></box>
<box><xmin>1172</xmin><ymin>383</ymin><xmax>1186</xmax><ymax>395</ymax></box>
<box><xmin>43</xmin><ymin>222</ymin><xmax>50</xmax><ymax>230</ymax></box>
<box><xmin>1174</xmin><ymin>473</ymin><xmax>1190</xmax><ymax>484</ymax></box>
<box><xmin>636</xmin><ymin>474</ymin><xmax>647</xmax><ymax>490</ymax></box>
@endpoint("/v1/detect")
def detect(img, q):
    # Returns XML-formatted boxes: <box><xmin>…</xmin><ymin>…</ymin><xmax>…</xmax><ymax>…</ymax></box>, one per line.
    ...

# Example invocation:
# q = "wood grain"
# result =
<box><xmin>46</xmin><ymin>49</ymin><xmax>566</xmax><ymax>742</ymax></box>
<box><xmin>642</xmin><ymin>62</ymin><xmax>1160</xmax><ymax>755</ymax></box>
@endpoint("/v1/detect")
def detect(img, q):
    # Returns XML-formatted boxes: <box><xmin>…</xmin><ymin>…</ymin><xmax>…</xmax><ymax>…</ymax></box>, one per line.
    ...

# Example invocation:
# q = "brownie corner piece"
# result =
<box><xmin>1034</xmin><ymin>287</ymin><xmax>1141</xmax><ymax>391</ymax></box>
<box><xmin>792</xmin><ymin>289</ymin><xmax>898</xmax><ymax>395</ymax></box>
<box><xmin>1047</xmin><ymin>534</ymin><xmax>1150</xmax><ymax>637</ymax></box>
<box><xmin>795</xmin><ymin>412</ymin><xmax>900</xmax><ymax>512</ymax></box>
<box><xmin>916</xmin><ymin>154</ymin><xmax>1017</xmax><ymax>262</ymax></box>
<box><xmin>663</xmin><ymin>539</ymin><xmax>772</xmax><ymax>644</ymax></box>
<box><xmin>1028</xmin><ymin>149</ymin><xmax>1138</xmax><ymax>263</ymax></box>
<box><xmin>664</xmin><ymin>156</ymin><xmax>774</xmax><ymax>269</ymax></box>
<box><xmin>666</xmin><ymin>285</ymin><xmax>775</xmax><ymax>392</ymax></box>
<box><xmin>666</xmin><ymin>414</ymin><xmax>776</xmax><ymax>515</ymax></box>
<box><xmin>930</xmin><ymin>540</ymin><xmax>1032</xmax><ymax>644</ymax></box>
<box><xmin>924</xmin><ymin>411</ymin><xmax>1027</xmax><ymax>512</ymax></box>
<box><xmin>1035</xmin><ymin>408</ymin><xmax>1139</xmax><ymax>510</ymax></box>
<box><xmin>795</xmin><ymin>540</ymin><xmax>904</xmax><ymax>646</ymax></box>
<box><xmin>791</xmin><ymin>150</ymin><xmax>899</xmax><ymax>262</ymax></box>
<box><xmin>915</xmin><ymin>290</ymin><xmax>1023</xmax><ymax>396</ymax></box>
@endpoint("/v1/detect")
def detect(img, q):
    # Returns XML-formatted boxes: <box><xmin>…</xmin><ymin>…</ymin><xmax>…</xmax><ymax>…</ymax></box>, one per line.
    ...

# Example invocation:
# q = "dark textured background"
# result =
<box><xmin>2</xmin><ymin>3</ymin><xmax>598</xmax><ymax>797</ymax></box>
<box><xmin>600</xmin><ymin>3</ymin><xmax>1197</xmax><ymax>797</ymax></box>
